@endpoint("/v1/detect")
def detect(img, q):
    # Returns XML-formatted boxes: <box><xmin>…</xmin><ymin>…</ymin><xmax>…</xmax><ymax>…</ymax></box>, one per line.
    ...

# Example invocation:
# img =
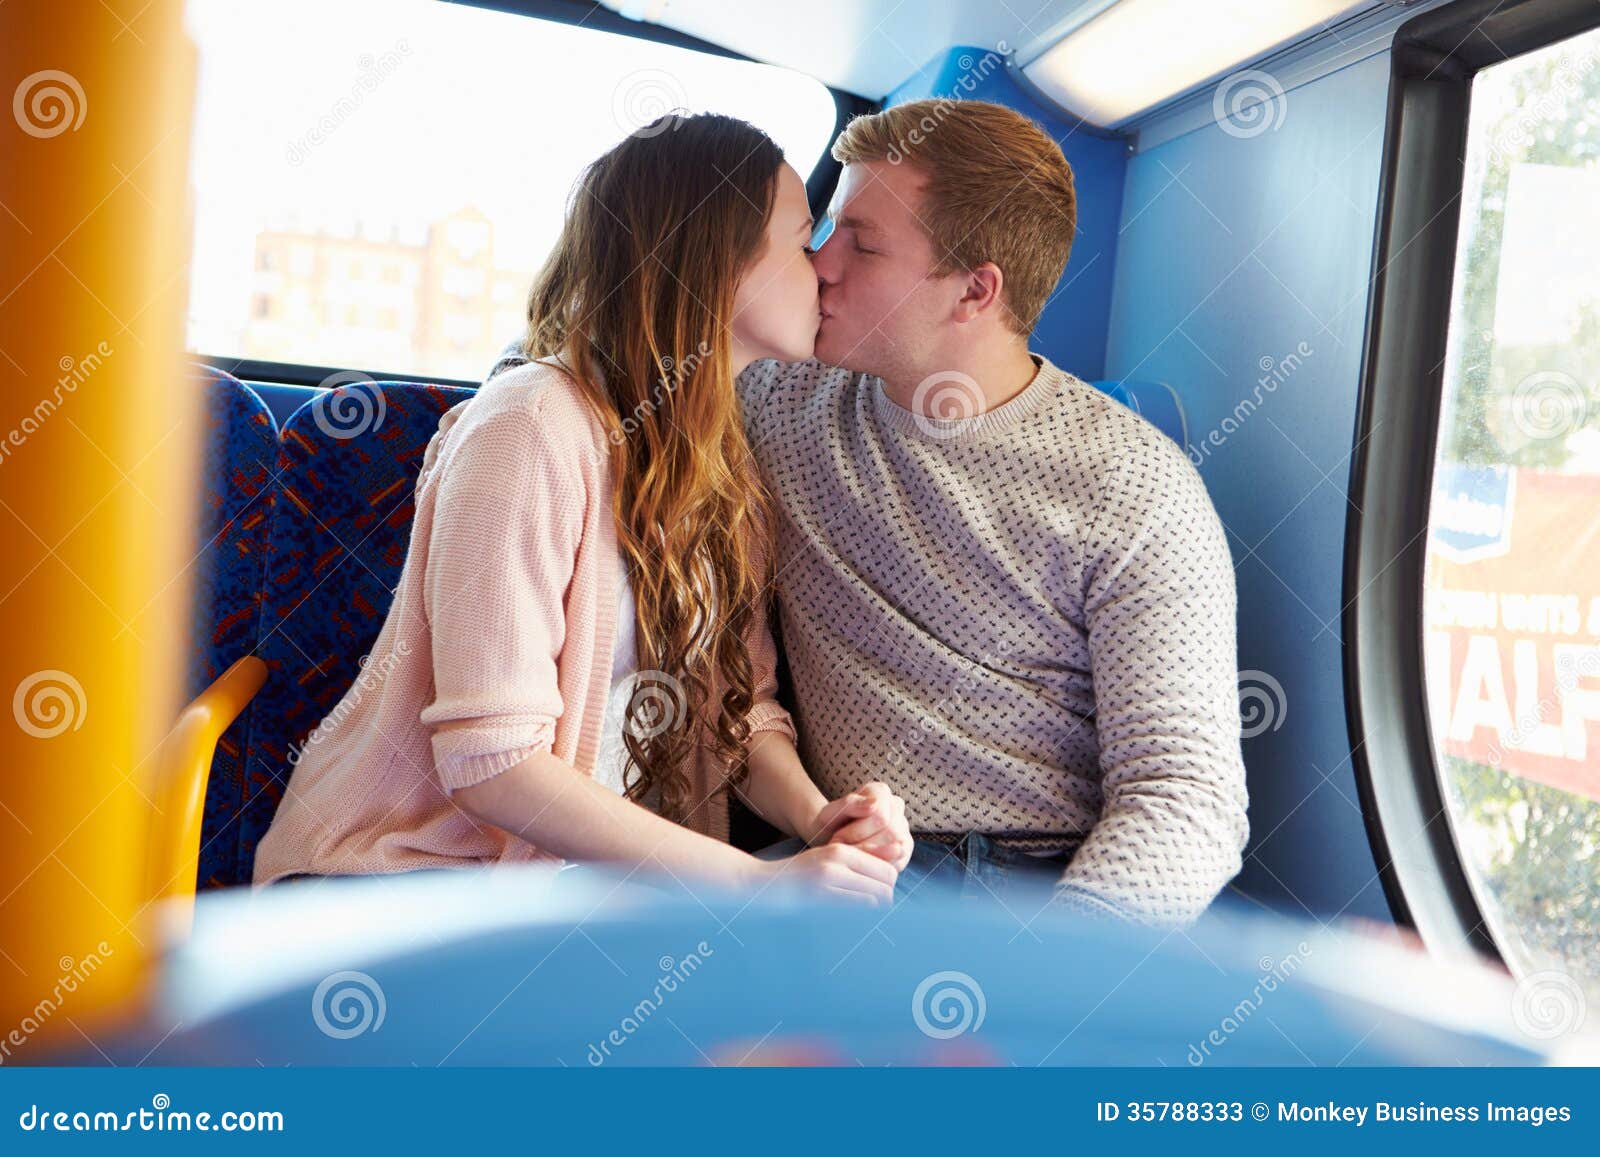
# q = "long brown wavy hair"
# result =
<box><xmin>520</xmin><ymin>113</ymin><xmax>783</xmax><ymax>822</ymax></box>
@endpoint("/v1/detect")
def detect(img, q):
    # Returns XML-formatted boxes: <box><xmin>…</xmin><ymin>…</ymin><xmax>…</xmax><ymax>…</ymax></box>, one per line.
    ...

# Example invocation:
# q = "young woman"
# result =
<box><xmin>253</xmin><ymin>114</ymin><xmax>911</xmax><ymax>903</ymax></box>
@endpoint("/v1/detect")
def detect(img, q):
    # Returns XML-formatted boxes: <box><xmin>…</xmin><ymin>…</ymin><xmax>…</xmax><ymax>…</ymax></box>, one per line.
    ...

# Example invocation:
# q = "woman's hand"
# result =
<box><xmin>808</xmin><ymin>782</ymin><xmax>914</xmax><ymax>872</ymax></box>
<box><xmin>752</xmin><ymin>842</ymin><xmax>898</xmax><ymax>906</ymax></box>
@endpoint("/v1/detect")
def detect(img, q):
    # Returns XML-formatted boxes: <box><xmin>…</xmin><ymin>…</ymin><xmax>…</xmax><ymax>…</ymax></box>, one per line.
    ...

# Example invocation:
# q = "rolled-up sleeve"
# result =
<box><xmin>419</xmin><ymin>400</ymin><xmax>580</xmax><ymax>793</ymax></box>
<box><xmin>742</xmin><ymin>527</ymin><xmax>796</xmax><ymax>746</ymax></box>
<box><xmin>744</xmin><ymin>610</ymin><xmax>796</xmax><ymax>744</ymax></box>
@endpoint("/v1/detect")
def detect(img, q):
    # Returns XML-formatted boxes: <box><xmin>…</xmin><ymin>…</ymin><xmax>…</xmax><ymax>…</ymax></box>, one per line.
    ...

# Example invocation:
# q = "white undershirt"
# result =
<box><xmin>592</xmin><ymin>548</ymin><xmax>660</xmax><ymax>810</ymax></box>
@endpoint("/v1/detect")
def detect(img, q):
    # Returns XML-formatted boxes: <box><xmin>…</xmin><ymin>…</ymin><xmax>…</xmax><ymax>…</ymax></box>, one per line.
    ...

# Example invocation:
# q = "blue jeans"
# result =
<box><xmin>756</xmin><ymin>833</ymin><xmax>1072</xmax><ymax>906</ymax></box>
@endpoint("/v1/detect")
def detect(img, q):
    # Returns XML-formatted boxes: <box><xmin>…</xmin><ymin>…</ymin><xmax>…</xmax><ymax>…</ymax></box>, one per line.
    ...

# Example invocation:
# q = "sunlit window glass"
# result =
<box><xmin>1422</xmin><ymin>23</ymin><xmax>1600</xmax><ymax>1020</ymax></box>
<box><xmin>183</xmin><ymin>0</ymin><xmax>838</xmax><ymax>380</ymax></box>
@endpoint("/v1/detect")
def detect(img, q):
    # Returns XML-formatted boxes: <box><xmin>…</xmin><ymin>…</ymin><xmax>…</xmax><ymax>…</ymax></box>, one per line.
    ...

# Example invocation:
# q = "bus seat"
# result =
<box><xmin>189</xmin><ymin>365</ymin><xmax>279</xmax><ymax>890</ymax></box>
<box><xmin>249</xmin><ymin>381</ymin><xmax>323</xmax><ymax>431</ymax></box>
<box><xmin>1085</xmin><ymin>378</ymin><xmax>1189</xmax><ymax>452</ymax></box>
<box><xmin>224</xmin><ymin>379</ymin><xmax>473</xmax><ymax>886</ymax></box>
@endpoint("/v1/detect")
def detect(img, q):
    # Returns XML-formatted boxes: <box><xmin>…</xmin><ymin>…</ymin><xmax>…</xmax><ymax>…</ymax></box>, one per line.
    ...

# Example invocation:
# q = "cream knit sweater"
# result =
<box><xmin>738</xmin><ymin>354</ymin><xmax>1249</xmax><ymax>926</ymax></box>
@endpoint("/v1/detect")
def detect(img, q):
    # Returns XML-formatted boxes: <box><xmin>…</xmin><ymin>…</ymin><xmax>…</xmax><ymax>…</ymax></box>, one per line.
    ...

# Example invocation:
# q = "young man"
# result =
<box><xmin>736</xmin><ymin>99</ymin><xmax>1248</xmax><ymax>927</ymax></box>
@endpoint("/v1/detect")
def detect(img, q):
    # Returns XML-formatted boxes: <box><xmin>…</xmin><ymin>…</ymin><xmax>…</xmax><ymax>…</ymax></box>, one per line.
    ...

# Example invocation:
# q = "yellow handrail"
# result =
<box><xmin>147</xmin><ymin>656</ymin><xmax>268</xmax><ymax>935</ymax></box>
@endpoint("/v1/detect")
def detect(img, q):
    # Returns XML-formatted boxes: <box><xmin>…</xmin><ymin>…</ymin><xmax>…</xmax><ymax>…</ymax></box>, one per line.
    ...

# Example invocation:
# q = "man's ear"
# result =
<box><xmin>954</xmin><ymin>261</ymin><xmax>1005</xmax><ymax>324</ymax></box>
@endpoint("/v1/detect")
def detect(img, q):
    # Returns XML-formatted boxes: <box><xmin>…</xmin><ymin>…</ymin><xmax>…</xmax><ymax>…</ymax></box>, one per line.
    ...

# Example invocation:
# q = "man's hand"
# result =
<box><xmin>808</xmin><ymin>782</ymin><xmax>913</xmax><ymax>871</ymax></box>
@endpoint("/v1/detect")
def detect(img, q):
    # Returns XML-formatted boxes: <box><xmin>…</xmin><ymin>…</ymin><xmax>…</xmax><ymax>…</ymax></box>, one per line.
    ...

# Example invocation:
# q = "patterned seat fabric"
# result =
<box><xmin>190</xmin><ymin>365</ymin><xmax>279</xmax><ymax>890</ymax></box>
<box><xmin>231</xmin><ymin>381</ymin><xmax>474</xmax><ymax>885</ymax></box>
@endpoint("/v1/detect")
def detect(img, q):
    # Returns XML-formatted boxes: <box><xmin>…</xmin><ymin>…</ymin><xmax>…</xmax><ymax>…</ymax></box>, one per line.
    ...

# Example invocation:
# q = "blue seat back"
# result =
<box><xmin>1086</xmin><ymin>378</ymin><xmax>1189</xmax><ymax>451</ymax></box>
<box><xmin>190</xmin><ymin>366</ymin><xmax>279</xmax><ymax>890</ymax></box>
<box><xmin>225</xmin><ymin>380</ymin><xmax>473</xmax><ymax>885</ymax></box>
<box><xmin>249</xmin><ymin>381</ymin><xmax>324</xmax><ymax>431</ymax></box>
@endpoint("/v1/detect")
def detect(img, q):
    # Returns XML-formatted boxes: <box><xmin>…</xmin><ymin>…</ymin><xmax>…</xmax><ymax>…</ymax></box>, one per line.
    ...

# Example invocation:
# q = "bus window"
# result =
<box><xmin>182</xmin><ymin>0</ymin><xmax>837</xmax><ymax>381</ymax></box>
<box><xmin>1421</xmin><ymin>23</ymin><xmax>1600</xmax><ymax>1008</ymax></box>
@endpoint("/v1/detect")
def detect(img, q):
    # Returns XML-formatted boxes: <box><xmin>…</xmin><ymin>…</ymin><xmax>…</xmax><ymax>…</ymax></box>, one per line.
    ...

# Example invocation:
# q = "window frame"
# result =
<box><xmin>1345</xmin><ymin>0</ymin><xmax>1600</xmax><ymax>962</ymax></box>
<box><xmin>193</xmin><ymin>0</ymin><xmax>877</xmax><ymax>388</ymax></box>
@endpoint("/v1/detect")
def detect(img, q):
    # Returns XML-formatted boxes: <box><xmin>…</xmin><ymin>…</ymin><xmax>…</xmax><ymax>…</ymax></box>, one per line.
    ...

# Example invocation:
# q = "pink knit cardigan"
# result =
<box><xmin>252</xmin><ymin>359</ymin><xmax>795</xmax><ymax>884</ymax></box>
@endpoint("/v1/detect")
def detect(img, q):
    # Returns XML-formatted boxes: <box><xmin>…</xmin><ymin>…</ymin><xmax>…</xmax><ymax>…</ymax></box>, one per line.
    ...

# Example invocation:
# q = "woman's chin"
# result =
<box><xmin>774</xmin><ymin>338</ymin><xmax>816</xmax><ymax>364</ymax></box>
<box><xmin>740</xmin><ymin>328</ymin><xmax>817</xmax><ymax>367</ymax></box>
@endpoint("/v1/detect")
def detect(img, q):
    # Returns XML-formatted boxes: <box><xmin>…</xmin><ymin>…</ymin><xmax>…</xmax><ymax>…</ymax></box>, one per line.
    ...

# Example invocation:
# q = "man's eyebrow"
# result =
<box><xmin>832</xmin><ymin>213</ymin><xmax>879</xmax><ymax>235</ymax></box>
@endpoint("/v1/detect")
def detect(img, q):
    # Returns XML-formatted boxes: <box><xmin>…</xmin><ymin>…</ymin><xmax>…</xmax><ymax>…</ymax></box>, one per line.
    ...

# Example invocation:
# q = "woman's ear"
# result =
<box><xmin>955</xmin><ymin>261</ymin><xmax>1005</xmax><ymax>324</ymax></box>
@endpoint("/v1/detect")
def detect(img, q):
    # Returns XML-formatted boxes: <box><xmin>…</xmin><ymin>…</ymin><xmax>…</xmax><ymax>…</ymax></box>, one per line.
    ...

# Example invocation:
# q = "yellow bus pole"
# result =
<box><xmin>0</xmin><ymin>1</ymin><xmax>197</xmax><ymax>1056</ymax></box>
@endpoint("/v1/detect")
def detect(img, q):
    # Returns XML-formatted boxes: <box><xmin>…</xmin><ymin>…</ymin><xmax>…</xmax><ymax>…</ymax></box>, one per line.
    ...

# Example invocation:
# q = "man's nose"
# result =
<box><xmin>811</xmin><ymin>234</ymin><xmax>840</xmax><ymax>285</ymax></box>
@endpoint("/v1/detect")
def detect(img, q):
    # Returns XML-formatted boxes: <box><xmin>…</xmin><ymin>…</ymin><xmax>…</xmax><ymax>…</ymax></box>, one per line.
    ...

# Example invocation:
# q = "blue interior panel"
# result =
<box><xmin>1103</xmin><ymin>53</ymin><xmax>1395</xmax><ymax>921</ymax></box>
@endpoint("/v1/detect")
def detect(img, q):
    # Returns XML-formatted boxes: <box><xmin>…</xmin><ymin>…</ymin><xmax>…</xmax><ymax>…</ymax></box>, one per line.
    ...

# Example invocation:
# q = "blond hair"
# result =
<box><xmin>832</xmin><ymin>99</ymin><xmax>1076</xmax><ymax>334</ymax></box>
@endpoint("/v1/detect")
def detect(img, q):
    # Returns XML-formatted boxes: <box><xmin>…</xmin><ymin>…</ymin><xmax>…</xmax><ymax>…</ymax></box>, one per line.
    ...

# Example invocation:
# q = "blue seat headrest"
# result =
<box><xmin>1085</xmin><ymin>378</ymin><xmax>1189</xmax><ymax>451</ymax></box>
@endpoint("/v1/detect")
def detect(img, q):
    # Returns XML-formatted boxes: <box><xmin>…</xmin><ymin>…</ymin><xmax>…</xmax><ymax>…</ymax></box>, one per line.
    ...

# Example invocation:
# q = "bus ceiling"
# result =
<box><xmin>553</xmin><ymin>0</ymin><xmax>1421</xmax><ymax>127</ymax></box>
